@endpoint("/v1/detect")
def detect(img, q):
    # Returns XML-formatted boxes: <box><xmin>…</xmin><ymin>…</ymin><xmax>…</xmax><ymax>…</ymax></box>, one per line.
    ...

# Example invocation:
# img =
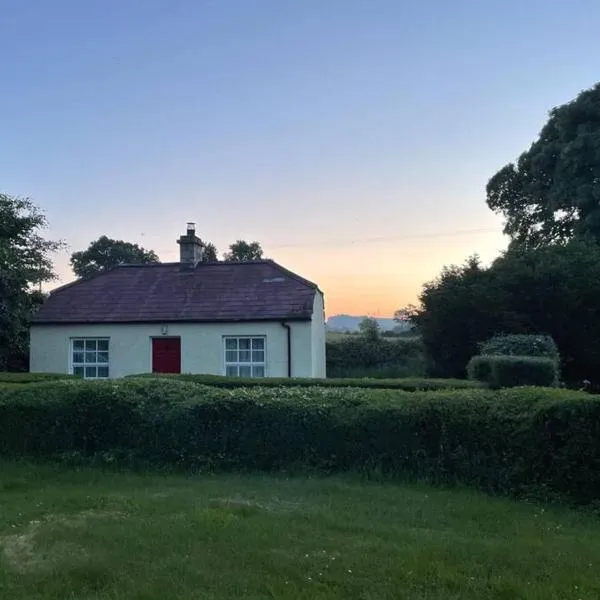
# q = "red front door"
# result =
<box><xmin>152</xmin><ymin>338</ymin><xmax>181</xmax><ymax>373</ymax></box>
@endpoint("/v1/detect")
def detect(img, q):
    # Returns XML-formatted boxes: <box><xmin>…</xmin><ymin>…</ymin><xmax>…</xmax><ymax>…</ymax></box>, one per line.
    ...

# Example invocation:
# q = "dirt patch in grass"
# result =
<box><xmin>0</xmin><ymin>510</ymin><xmax>124</xmax><ymax>573</ymax></box>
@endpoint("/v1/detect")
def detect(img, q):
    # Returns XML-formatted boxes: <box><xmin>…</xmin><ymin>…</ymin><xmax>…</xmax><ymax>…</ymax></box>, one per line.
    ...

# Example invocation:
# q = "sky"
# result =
<box><xmin>2</xmin><ymin>0</ymin><xmax>600</xmax><ymax>317</ymax></box>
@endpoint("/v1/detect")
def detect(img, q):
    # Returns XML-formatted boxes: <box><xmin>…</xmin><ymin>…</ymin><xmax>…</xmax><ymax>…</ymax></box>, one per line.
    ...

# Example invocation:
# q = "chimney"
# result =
<box><xmin>177</xmin><ymin>222</ymin><xmax>204</xmax><ymax>267</ymax></box>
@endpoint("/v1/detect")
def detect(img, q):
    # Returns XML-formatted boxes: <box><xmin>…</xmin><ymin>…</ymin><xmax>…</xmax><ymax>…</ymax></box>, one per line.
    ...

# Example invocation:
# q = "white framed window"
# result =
<box><xmin>71</xmin><ymin>338</ymin><xmax>110</xmax><ymax>379</ymax></box>
<box><xmin>223</xmin><ymin>336</ymin><xmax>266</xmax><ymax>377</ymax></box>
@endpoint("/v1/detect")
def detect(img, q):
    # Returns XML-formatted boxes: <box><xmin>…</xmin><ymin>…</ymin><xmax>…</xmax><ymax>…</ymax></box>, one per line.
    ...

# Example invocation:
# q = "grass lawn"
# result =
<box><xmin>1</xmin><ymin>462</ymin><xmax>600</xmax><ymax>599</ymax></box>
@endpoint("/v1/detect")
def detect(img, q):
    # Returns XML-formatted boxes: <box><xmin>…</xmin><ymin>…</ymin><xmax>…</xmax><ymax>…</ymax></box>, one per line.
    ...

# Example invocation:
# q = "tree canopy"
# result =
<box><xmin>486</xmin><ymin>82</ymin><xmax>600</xmax><ymax>248</ymax></box>
<box><xmin>406</xmin><ymin>240</ymin><xmax>600</xmax><ymax>382</ymax></box>
<box><xmin>223</xmin><ymin>240</ymin><xmax>264</xmax><ymax>262</ymax></box>
<box><xmin>0</xmin><ymin>194</ymin><xmax>63</xmax><ymax>370</ymax></box>
<box><xmin>70</xmin><ymin>236</ymin><xmax>160</xmax><ymax>279</ymax></box>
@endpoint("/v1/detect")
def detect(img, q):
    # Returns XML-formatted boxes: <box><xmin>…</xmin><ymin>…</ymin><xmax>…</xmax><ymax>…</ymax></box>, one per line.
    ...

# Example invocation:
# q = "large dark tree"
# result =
<box><xmin>0</xmin><ymin>194</ymin><xmax>63</xmax><ymax>370</ymax></box>
<box><xmin>223</xmin><ymin>240</ymin><xmax>264</xmax><ymax>262</ymax></box>
<box><xmin>487</xmin><ymin>82</ymin><xmax>600</xmax><ymax>248</ymax></box>
<box><xmin>70</xmin><ymin>236</ymin><xmax>160</xmax><ymax>279</ymax></box>
<box><xmin>406</xmin><ymin>241</ymin><xmax>600</xmax><ymax>382</ymax></box>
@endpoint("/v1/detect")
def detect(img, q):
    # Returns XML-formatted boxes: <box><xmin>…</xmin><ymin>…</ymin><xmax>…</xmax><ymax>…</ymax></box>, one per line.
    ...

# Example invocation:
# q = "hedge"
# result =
<box><xmin>468</xmin><ymin>355</ymin><xmax>558</xmax><ymax>388</ymax></box>
<box><xmin>481</xmin><ymin>334</ymin><xmax>559</xmax><ymax>361</ymax></box>
<box><xmin>0</xmin><ymin>372</ymin><xmax>79</xmax><ymax>384</ymax></box>
<box><xmin>126</xmin><ymin>373</ymin><xmax>481</xmax><ymax>391</ymax></box>
<box><xmin>1</xmin><ymin>379</ymin><xmax>599</xmax><ymax>504</ymax></box>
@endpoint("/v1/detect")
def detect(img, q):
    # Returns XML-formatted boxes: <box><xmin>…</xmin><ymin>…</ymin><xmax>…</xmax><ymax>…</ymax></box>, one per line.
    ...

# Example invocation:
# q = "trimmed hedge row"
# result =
<box><xmin>126</xmin><ymin>373</ymin><xmax>481</xmax><ymax>391</ymax></box>
<box><xmin>1</xmin><ymin>379</ymin><xmax>599</xmax><ymax>504</ymax></box>
<box><xmin>481</xmin><ymin>334</ymin><xmax>559</xmax><ymax>361</ymax></box>
<box><xmin>0</xmin><ymin>372</ymin><xmax>78</xmax><ymax>384</ymax></box>
<box><xmin>467</xmin><ymin>355</ymin><xmax>559</xmax><ymax>388</ymax></box>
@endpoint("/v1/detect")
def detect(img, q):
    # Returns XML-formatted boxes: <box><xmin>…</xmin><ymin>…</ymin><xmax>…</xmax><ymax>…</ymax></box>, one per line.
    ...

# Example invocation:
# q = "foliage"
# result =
<box><xmin>4</xmin><ymin>463</ymin><xmax>600</xmax><ymax>600</ymax></box>
<box><xmin>487</xmin><ymin>82</ymin><xmax>600</xmax><ymax>248</ymax></box>
<box><xmin>0</xmin><ymin>372</ymin><xmax>78</xmax><ymax>384</ymax></box>
<box><xmin>480</xmin><ymin>334</ymin><xmax>559</xmax><ymax>361</ymax></box>
<box><xmin>202</xmin><ymin>241</ymin><xmax>218</xmax><ymax>261</ymax></box>
<box><xmin>408</xmin><ymin>255</ymin><xmax>518</xmax><ymax>378</ymax></box>
<box><xmin>357</xmin><ymin>317</ymin><xmax>380</xmax><ymax>341</ymax></box>
<box><xmin>467</xmin><ymin>355</ymin><xmax>558</xmax><ymax>388</ymax></box>
<box><xmin>1</xmin><ymin>379</ymin><xmax>599</xmax><ymax>505</ymax></box>
<box><xmin>409</xmin><ymin>239</ymin><xmax>600</xmax><ymax>382</ymax></box>
<box><xmin>223</xmin><ymin>240</ymin><xmax>264</xmax><ymax>262</ymax></box>
<box><xmin>326</xmin><ymin>336</ymin><xmax>427</xmax><ymax>378</ymax></box>
<box><xmin>126</xmin><ymin>373</ymin><xmax>480</xmax><ymax>391</ymax></box>
<box><xmin>0</xmin><ymin>194</ymin><xmax>63</xmax><ymax>370</ymax></box>
<box><xmin>466</xmin><ymin>356</ymin><xmax>493</xmax><ymax>384</ymax></box>
<box><xmin>70</xmin><ymin>235</ymin><xmax>160</xmax><ymax>279</ymax></box>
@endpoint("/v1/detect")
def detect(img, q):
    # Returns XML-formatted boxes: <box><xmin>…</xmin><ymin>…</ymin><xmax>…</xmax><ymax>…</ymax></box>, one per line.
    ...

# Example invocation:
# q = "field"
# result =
<box><xmin>1</xmin><ymin>461</ymin><xmax>600</xmax><ymax>599</ymax></box>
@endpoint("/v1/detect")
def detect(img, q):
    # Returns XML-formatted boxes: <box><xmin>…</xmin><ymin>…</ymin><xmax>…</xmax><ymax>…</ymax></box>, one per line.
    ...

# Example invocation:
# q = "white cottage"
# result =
<box><xmin>30</xmin><ymin>224</ymin><xmax>326</xmax><ymax>379</ymax></box>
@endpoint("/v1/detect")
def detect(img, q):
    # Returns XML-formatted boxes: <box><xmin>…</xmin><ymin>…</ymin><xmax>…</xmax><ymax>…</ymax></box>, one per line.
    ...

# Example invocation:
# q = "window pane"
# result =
<box><xmin>85</xmin><ymin>366</ymin><xmax>97</xmax><ymax>378</ymax></box>
<box><xmin>97</xmin><ymin>340</ymin><xmax>109</xmax><ymax>351</ymax></box>
<box><xmin>239</xmin><ymin>350</ymin><xmax>251</xmax><ymax>362</ymax></box>
<box><xmin>252</xmin><ymin>365</ymin><xmax>265</xmax><ymax>377</ymax></box>
<box><xmin>97</xmin><ymin>366</ymin><xmax>109</xmax><ymax>378</ymax></box>
<box><xmin>72</xmin><ymin>352</ymin><xmax>84</xmax><ymax>364</ymax></box>
<box><xmin>225</xmin><ymin>365</ymin><xmax>238</xmax><ymax>377</ymax></box>
<box><xmin>97</xmin><ymin>352</ymin><xmax>109</xmax><ymax>363</ymax></box>
<box><xmin>73</xmin><ymin>366</ymin><xmax>84</xmax><ymax>377</ymax></box>
<box><xmin>85</xmin><ymin>351</ymin><xmax>97</xmax><ymax>363</ymax></box>
<box><xmin>85</xmin><ymin>340</ymin><xmax>97</xmax><ymax>351</ymax></box>
<box><xmin>73</xmin><ymin>340</ymin><xmax>84</xmax><ymax>351</ymax></box>
<box><xmin>225</xmin><ymin>350</ymin><xmax>237</xmax><ymax>363</ymax></box>
<box><xmin>239</xmin><ymin>338</ymin><xmax>251</xmax><ymax>350</ymax></box>
<box><xmin>252</xmin><ymin>350</ymin><xmax>264</xmax><ymax>363</ymax></box>
<box><xmin>252</xmin><ymin>338</ymin><xmax>264</xmax><ymax>350</ymax></box>
<box><xmin>239</xmin><ymin>366</ymin><xmax>252</xmax><ymax>377</ymax></box>
<box><xmin>225</xmin><ymin>338</ymin><xmax>237</xmax><ymax>350</ymax></box>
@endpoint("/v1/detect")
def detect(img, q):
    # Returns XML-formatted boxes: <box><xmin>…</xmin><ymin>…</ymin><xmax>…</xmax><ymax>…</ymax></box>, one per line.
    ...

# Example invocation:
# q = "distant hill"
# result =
<box><xmin>326</xmin><ymin>314</ymin><xmax>408</xmax><ymax>333</ymax></box>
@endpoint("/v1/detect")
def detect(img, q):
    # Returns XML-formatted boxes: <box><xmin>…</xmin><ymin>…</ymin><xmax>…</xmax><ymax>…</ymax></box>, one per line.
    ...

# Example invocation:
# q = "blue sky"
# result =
<box><xmin>2</xmin><ymin>0</ymin><xmax>599</xmax><ymax>315</ymax></box>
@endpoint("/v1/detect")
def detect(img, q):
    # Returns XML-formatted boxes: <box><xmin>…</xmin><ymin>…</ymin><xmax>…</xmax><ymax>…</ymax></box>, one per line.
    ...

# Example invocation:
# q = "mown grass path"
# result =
<box><xmin>1</xmin><ymin>461</ymin><xmax>599</xmax><ymax>599</ymax></box>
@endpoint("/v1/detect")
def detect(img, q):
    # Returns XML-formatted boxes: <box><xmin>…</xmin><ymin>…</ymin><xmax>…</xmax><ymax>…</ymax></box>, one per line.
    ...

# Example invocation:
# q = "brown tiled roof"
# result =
<box><xmin>32</xmin><ymin>261</ymin><xmax>319</xmax><ymax>324</ymax></box>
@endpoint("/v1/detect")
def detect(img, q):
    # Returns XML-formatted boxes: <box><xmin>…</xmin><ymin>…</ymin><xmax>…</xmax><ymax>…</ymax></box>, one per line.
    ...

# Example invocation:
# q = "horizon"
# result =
<box><xmin>3</xmin><ymin>0</ymin><xmax>600</xmax><ymax>316</ymax></box>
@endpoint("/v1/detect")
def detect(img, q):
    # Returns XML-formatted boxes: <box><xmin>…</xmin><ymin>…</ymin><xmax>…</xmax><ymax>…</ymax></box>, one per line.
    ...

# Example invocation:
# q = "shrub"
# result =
<box><xmin>0</xmin><ymin>372</ymin><xmax>78</xmax><ymax>384</ymax></box>
<box><xmin>480</xmin><ymin>334</ymin><xmax>559</xmax><ymax>361</ymax></box>
<box><xmin>126</xmin><ymin>373</ymin><xmax>480</xmax><ymax>391</ymax></box>
<box><xmin>467</xmin><ymin>355</ymin><xmax>558</xmax><ymax>388</ymax></box>
<box><xmin>326</xmin><ymin>336</ymin><xmax>426</xmax><ymax>378</ymax></box>
<box><xmin>467</xmin><ymin>356</ymin><xmax>493</xmax><ymax>384</ymax></box>
<box><xmin>0</xmin><ymin>379</ymin><xmax>599</xmax><ymax>504</ymax></box>
<box><xmin>491</xmin><ymin>356</ymin><xmax>558</xmax><ymax>388</ymax></box>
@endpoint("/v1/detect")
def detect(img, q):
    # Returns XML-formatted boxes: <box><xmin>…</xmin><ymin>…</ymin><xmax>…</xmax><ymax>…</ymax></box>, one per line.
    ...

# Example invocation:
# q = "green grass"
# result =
<box><xmin>1</xmin><ymin>462</ymin><xmax>600</xmax><ymax>599</ymax></box>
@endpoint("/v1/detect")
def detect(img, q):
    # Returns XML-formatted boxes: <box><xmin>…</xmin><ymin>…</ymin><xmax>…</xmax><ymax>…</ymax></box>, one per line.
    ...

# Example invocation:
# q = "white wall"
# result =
<box><xmin>30</xmin><ymin>320</ymin><xmax>317</xmax><ymax>378</ymax></box>
<box><xmin>311</xmin><ymin>291</ymin><xmax>326</xmax><ymax>378</ymax></box>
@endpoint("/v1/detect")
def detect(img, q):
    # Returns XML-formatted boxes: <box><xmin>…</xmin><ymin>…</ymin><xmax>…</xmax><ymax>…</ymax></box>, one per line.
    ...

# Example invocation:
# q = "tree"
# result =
<box><xmin>408</xmin><ymin>255</ymin><xmax>519</xmax><ymax>378</ymax></box>
<box><xmin>486</xmin><ymin>82</ymin><xmax>600</xmax><ymax>248</ymax></box>
<box><xmin>223</xmin><ymin>240</ymin><xmax>264</xmax><ymax>262</ymax></box>
<box><xmin>358</xmin><ymin>317</ymin><xmax>380</xmax><ymax>341</ymax></box>
<box><xmin>70</xmin><ymin>236</ymin><xmax>160</xmax><ymax>279</ymax></box>
<box><xmin>202</xmin><ymin>242</ymin><xmax>218</xmax><ymax>262</ymax></box>
<box><xmin>0</xmin><ymin>194</ymin><xmax>63</xmax><ymax>370</ymax></box>
<box><xmin>406</xmin><ymin>241</ymin><xmax>600</xmax><ymax>382</ymax></box>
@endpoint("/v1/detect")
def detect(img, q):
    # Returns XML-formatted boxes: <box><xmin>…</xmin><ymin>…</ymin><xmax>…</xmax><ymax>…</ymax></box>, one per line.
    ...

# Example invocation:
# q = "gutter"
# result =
<box><xmin>280</xmin><ymin>322</ymin><xmax>292</xmax><ymax>377</ymax></box>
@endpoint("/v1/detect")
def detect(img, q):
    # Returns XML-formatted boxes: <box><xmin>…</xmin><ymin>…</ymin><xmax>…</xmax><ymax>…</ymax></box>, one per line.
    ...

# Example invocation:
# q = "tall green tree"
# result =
<box><xmin>70</xmin><ymin>236</ymin><xmax>160</xmax><ymax>279</ymax></box>
<box><xmin>487</xmin><ymin>82</ymin><xmax>600</xmax><ymax>248</ymax></box>
<box><xmin>223</xmin><ymin>240</ymin><xmax>264</xmax><ymax>262</ymax></box>
<box><xmin>0</xmin><ymin>194</ymin><xmax>63</xmax><ymax>370</ymax></box>
<box><xmin>202</xmin><ymin>242</ymin><xmax>218</xmax><ymax>262</ymax></box>
<box><xmin>406</xmin><ymin>241</ymin><xmax>600</xmax><ymax>382</ymax></box>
